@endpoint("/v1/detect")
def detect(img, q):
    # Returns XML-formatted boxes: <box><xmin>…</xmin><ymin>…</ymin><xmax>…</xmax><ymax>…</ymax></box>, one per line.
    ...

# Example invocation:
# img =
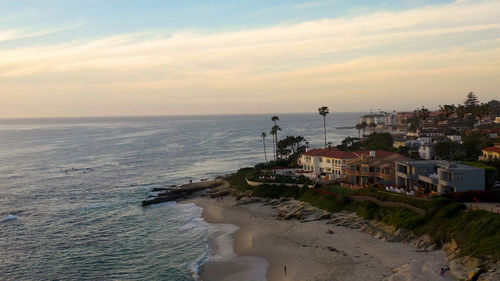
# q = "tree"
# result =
<box><xmin>433</xmin><ymin>141</ymin><xmax>464</xmax><ymax>160</ymax></box>
<box><xmin>416</xmin><ymin>106</ymin><xmax>430</xmax><ymax>123</ymax></box>
<box><xmin>368</xmin><ymin>122</ymin><xmax>377</xmax><ymax>134</ymax></box>
<box><xmin>439</xmin><ymin>104</ymin><xmax>456</xmax><ymax>119</ymax></box>
<box><xmin>261</xmin><ymin>132</ymin><xmax>268</xmax><ymax>163</ymax></box>
<box><xmin>463</xmin><ymin>130</ymin><xmax>493</xmax><ymax>161</ymax></box>
<box><xmin>464</xmin><ymin>92</ymin><xmax>479</xmax><ymax>112</ymax></box>
<box><xmin>474</xmin><ymin>103</ymin><xmax>490</xmax><ymax>124</ymax></box>
<box><xmin>337</xmin><ymin>137</ymin><xmax>362</xmax><ymax>151</ymax></box>
<box><xmin>455</xmin><ymin>104</ymin><xmax>467</xmax><ymax>120</ymax></box>
<box><xmin>355</xmin><ymin>123</ymin><xmax>363</xmax><ymax>138</ymax></box>
<box><xmin>363</xmin><ymin>132</ymin><xmax>394</xmax><ymax>151</ymax></box>
<box><xmin>271</xmin><ymin>116</ymin><xmax>280</xmax><ymax>161</ymax></box>
<box><xmin>276</xmin><ymin>135</ymin><xmax>307</xmax><ymax>164</ymax></box>
<box><xmin>270</xmin><ymin>125</ymin><xmax>281</xmax><ymax>160</ymax></box>
<box><xmin>361</xmin><ymin>121</ymin><xmax>368</xmax><ymax>136</ymax></box>
<box><xmin>318</xmin><ymin>106</ymin><xmax>329</xmax><ymax>148</ymax></box>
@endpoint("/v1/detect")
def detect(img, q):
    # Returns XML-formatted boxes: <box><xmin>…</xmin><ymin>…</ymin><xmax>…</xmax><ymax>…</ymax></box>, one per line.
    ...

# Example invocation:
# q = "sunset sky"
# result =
<box><xmin>1</xmin><ymin>0</ymin><xmax>499</xmax><ymax>118</ymax></box>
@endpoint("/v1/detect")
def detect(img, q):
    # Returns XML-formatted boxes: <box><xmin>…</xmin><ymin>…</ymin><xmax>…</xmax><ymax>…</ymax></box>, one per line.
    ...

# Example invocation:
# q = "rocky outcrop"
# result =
<box><xmin>142</xmin><ymin>179</ymin><xmax>225</xmax><ymax>206</ymax></box>
<box><xmin>271</xmin><ymin>199</ymin><xmax>331</xmax><ymax>222</ymax></box>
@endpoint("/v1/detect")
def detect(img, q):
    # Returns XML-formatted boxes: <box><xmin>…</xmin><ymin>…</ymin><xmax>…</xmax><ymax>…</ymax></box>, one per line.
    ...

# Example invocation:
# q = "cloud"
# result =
<box><xmin>0</xmin><ymin>22</ymin><xmax>84</xmax><ymax>43</ymax></box>
<box><xmin>0</xmin><ymin>0</ymin><xmax>499</xmax><ymax>117</ymax></box>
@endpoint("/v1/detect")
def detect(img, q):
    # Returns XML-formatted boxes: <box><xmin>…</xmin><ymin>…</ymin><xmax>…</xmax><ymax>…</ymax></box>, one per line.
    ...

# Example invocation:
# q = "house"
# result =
<box><xmin>344</xmin><ymin>151</ymin><xmax>407</xmax><ymax>187</ymax></box>
<box><xmin>418</xmin><ymin>137</ymin><xmax>434</xmax><ymax>160</ymax></box>
<box><xmin>395</xmin><ymin>160</ymin><xmax>485</xmax><ymax>194</ymax></box>
<box><xmin>300</xmin><ymin>148</ymin><xmax>367</xmax><ymax>180</ymax></box>
<box><xmin>358</xmin><ymin>112</ymin><xmax>397</xmax><ymax>127</ymax></box>
<box><xmin>480</xmin><ymin>143</ymin><xmax>500</xmax><ymax>161</ymax></box>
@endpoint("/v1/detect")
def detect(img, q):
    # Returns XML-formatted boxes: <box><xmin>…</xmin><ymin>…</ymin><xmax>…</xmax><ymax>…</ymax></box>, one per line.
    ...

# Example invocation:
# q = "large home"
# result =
<box><xmin>300</xmin><ymin>148</ymin><xmax>368</xmax><ymax>180</ymax></box>
<box><xmin>344</xmin><ymin>151</ymin><xmax>407</xmax><ymax>187</ymax></box>
<box><xmin>480</xmin><ymin>143</ymin><xmax>500</xmax><ymax>161</ymax></box>
<box><xmin>395</xmin><ymin>160</ymin><xmax>485</xmax><ymax>194</ymax></box>
<box><xmin>358</xmin><ymin>112</ymin><xmax>396</xmax><ymax>127</ymax></box>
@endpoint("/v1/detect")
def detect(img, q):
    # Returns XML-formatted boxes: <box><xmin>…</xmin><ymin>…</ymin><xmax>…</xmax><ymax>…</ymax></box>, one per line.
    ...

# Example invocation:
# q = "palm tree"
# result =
<box><xmin>416</xmin><ymin>106</ymin><xmax>430</xmax><ymax>123</ymax></box>
<box><xmin>318</xmin><ymin>106</ymin><xmax>329</xmax><ymax>148</ymax></box>
<box><xmin>261</xmin><ymin>132</ymin><xmax>268</xmax><ymax>163</ymax></box>
<box><xmin>361</xmin><ymin>121</ymin><xmax>368</xmax><ymax>136</ymax></box>
<box><xmin>270</xmin><ymin>125</ymin><xmax>281</xmax><ymax>160</ymax></box>
<box><xmin>368</xmin><ymin>122</ymin><xmax>377</xmax><ymax>134</ymax></box>
<box><xmin>271</xmin><ymin>116</ymin><xmax>280</xmax><ymax>161</ymax></box>
<box><xmin>355</xmin><ymin>123</ymin><xmax>363</xmax><ymax>138</ymax></box>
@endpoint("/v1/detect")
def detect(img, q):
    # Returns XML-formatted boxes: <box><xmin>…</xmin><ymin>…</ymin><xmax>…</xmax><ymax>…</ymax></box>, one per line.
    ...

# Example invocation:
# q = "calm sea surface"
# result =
<box><xmin>0</xmin><ymin>113</ymin><xmax>358</xmax><ymax>280</ymax></box>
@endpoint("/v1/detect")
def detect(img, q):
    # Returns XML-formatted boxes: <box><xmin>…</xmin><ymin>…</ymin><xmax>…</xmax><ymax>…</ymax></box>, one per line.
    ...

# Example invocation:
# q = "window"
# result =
<box><xmin>363</xmin><ymin>167</ymin><xmax>369</xmax><ymax>173</ymax></box>
<box><xmin>319</xmin><ymin>157</ymin><xmax>322</xmax><ymax>162</ymax></box>
<box><xmin>326</xmin><ymin>159</ymin><xmax>331</xmax><ymax>163</ymax></box>
<box><xmin>384</xmin><ymin>168</ymin><xmax>391</xmax><ymax>175</ymax></box>
<box><xmin>375</xmin><ymin>168</ymin><xmax>380</xmax><ymax>172</ymax></box>
<box><xmin>453</xmin><ymin>173</ymin><xmax>463</xmax><ymax>181</ymax></box>
<box><xmin>418</xmin><ymin>167</ymin><xmax>428</xmax><ymax>174</ymax></box>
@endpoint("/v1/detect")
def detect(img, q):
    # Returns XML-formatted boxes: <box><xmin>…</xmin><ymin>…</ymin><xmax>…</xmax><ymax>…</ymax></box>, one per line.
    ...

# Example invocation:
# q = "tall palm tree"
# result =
<box><xmin>368</xmin><ymin>122</ymin><xmax>377</xmax><ymax>134</ymax></box>
<box><xmin>361</xmin><ymin>121</ymin><xmax>368</xmax><ymax>136</ymax></box>
<box><xmin>271</xmin><ymin>125</ymin><xmax>281</xmax><ymax>160</ymax></box>
<box><xmin>318</xmin><ymin>106</ymin><xmax>329</xmax><ymax>148</ymax></box>
<box><xmin>271</xmin><ymin>116</ymin><xmax>280</xmax><ymax>160</ymax></box>
<box><xmin>261</xmin><ymin>132</ymin><xmax>268</xmax><ymax>163</ymax></box>
<box><xmin>355</xmin><ymin>123</ymin><xmax>363</xmax><ymax>138</ymax></box>
<box><xmin>416</xmin><ymin>106</ymin><xmax>430</xmax><ymax>123</ymax></box>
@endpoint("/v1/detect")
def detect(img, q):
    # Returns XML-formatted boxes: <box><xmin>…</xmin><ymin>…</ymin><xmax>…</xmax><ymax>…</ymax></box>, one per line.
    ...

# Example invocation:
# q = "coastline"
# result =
<box><xmin>182</xmin><ymin>194</ymin><xmax>456</xmax><ymax>281</ymax></box>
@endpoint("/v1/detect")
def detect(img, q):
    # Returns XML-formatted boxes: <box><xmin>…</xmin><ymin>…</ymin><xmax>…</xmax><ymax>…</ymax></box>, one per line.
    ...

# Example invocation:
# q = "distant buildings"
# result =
<box><xmin>358</xmin><ymin>112</ymin><xmax>397</xmax><ymax>127</ymax></box>
<box><xmin>395</xmin><ymin>160</ymin><xmax>485</xmax><ymax>194</ymax></box>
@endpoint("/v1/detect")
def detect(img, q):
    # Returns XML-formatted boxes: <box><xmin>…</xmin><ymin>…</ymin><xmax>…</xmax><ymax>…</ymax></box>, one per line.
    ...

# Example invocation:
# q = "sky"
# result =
<box><xmin>0</xmin><ymin>0</ymin><xmax>499</xmax><ymax>118</ymax></box>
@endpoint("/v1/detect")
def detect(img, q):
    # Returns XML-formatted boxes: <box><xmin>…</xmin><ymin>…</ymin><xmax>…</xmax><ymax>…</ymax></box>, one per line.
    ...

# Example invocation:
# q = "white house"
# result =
<box><xmin>300</xmin><ymin>148</ymin><xmax>369</xmax><ymax>180</ymax></box>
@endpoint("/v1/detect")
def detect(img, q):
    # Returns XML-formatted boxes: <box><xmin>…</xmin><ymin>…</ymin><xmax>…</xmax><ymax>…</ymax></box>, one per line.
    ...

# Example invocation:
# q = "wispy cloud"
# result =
<box><xmin>0</xmin><ymin>0</ymin><xmax>499</xmax><ymax>117</ymax></box>
<box><xmin>0</xmin><ymin>22</ymin><xmax>84</xmax><ymax>43</ymax></box>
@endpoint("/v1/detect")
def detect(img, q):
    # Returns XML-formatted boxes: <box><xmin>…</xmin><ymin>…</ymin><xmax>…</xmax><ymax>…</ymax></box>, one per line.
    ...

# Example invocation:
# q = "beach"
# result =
<box><xmin>183</xmin><ymin>195</ymin><xmax>456</xmax><ymax>281</ymax></box>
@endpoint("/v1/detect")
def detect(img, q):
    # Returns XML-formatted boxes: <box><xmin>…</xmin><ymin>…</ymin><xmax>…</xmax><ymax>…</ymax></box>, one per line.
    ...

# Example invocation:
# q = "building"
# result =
<box><xmin>344</xmin><ymin>151</ymin><xmax>407</xmax><ymax>187</ymax></box>
<box><xmin>395</xmin><ymin>160</ymin><xmax>485</xmax><ymax>194</ymax></box>
<box><xmin>300</xmin><ymin>148</ymin><xmax>367</xmax><ymax>180</ymax></box>
<box><xmin>358</xmin><ymin>112</ymin><xmax>396</xmax><ymax>127</ymax></box>
<box><xmin>480</xmin><ymin>144</ymin><xmax>500</xmax><ymax>161</ymax></box>
<box><xmin>418</xmin><ymin>137</ymin><xmax>434</xmax><ymax>160</ymax></box>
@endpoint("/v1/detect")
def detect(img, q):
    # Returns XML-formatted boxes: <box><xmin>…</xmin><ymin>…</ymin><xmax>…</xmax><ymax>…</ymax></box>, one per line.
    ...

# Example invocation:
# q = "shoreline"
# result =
<box><xmin>182</xmin><ymin>194</ymin><xmax>455</xmax><ymax>281</ymax></box>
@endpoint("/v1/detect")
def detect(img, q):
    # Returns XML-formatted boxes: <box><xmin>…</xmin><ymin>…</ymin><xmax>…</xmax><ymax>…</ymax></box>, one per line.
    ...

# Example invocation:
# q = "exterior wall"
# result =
<box><xmin>437</xmin><ymin>167</ymin><xmax>485</xmax><ymax>193</ymax></box>
<box><xmin>395</xmin><ymin>161</ymin><xmax>485</xmax><ymax>194</ymax></box>
<box><xmin>301</xmin><ymin>155</ymin><xmax>352</xmax><ymax>180</ymax></box>
<box><xmin>481</xmin><ymin>150</ymin><xmax>500</xmax><ymax>161</ymax></box>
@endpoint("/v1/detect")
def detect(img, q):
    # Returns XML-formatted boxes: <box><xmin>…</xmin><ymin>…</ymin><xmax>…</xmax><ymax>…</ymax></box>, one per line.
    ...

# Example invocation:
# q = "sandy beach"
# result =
<box><xmin>183</xmin><ymin>194</ymin><xmax>456</xmax><ymax>281</ymax></box>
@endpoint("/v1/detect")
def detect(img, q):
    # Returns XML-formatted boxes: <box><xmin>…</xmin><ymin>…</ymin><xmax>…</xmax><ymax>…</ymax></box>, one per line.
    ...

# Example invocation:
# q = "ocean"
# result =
<box><xmin>0</xmin><ymin>113</ymin><xmax>358</xmax><ymax>280</ymax></box>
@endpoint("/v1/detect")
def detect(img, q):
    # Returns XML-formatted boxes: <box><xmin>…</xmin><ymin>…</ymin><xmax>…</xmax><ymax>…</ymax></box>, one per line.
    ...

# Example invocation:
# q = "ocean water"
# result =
<box><xmin>0</xmin><ymin>113</ymin><xmax>358</xmax><ymax>280</ymax></box>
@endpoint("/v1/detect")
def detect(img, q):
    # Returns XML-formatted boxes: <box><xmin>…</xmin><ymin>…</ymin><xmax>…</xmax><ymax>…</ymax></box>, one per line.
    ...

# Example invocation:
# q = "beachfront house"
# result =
<box><xmin>300</xmin><ymin>148</ymin><xmax>366</xmax><ymax>180</ymax></box>
<box><xmin>395</xmin><ymin>160</ymin><xmax>485</xmax><ymax>194</ymax></box>
<box><xmin>344</xmin><ymin>151</ymin><xmax>407</xmax><ymax>187</ymax></box>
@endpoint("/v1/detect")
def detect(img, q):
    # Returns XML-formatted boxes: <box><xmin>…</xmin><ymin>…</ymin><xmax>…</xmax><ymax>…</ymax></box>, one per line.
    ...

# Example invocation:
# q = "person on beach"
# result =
<box><xmin>284</xmin><ymin>265</ymin><xmax>287</xmax><ymax>276</ymax></box>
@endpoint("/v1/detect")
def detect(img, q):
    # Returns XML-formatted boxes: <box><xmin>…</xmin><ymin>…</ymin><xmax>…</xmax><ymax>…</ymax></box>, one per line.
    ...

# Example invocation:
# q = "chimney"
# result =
<box><xmin>369</xmin><ymin>151</ymin><xmax>376</xmax><ymax>158</ymax></box>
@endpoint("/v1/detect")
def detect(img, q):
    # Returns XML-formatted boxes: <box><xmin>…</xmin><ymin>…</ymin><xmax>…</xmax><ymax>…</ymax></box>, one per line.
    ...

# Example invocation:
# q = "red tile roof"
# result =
<box><xmin>303</xmin><ymin>149</ymin><xmax>393</xmax><ymax>159</ymax></box>
<box><xmin>483</xmin><ymin>146</ymin><xmax>500</xmax><ymax>153</ymax></box>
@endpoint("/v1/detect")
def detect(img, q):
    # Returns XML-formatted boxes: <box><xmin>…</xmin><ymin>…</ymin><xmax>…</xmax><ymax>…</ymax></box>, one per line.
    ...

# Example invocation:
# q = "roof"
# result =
<box><xmin>302</xmin><ymin>148</ymin><xmax>358</xmax><ymax>159</ymax></box>
<box><xmin>483</xmin><ymin>145</ymin><xmax>500</xmax><ymax>153</ymax></box>
<box><xmin>345</xmin><ymin>152</ymin><xmax>405</xmax><ymax>166</ymax></box>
